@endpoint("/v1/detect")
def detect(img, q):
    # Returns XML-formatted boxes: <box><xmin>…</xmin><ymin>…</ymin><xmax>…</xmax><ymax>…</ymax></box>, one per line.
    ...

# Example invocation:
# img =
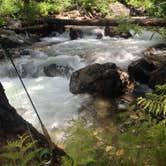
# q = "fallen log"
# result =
<box><xmin>12</xmin><ymin>17</ymin><xmax>166</xmax><ymax>34</ymax></box>
<box><xmin>14</xmin><ymin>23</ymin><xmax>65</xmax><ymax>34</ymax></box>
<box><xmin>45</xmin><ymin>17</ymin><xmax>166</xmax><ymax>27</ymax></box>
<box><xmin>14</xmin><ymin>24</ymin><xmax>53</xmax><ymax>34</ymax></box>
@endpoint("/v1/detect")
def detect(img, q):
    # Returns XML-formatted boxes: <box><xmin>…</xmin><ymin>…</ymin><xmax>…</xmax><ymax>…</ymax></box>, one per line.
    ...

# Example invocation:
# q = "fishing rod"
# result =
<box><xmin>0</xmin><ymin>44</ymin><xmax>55</xmax><ymax>158</ymax></box>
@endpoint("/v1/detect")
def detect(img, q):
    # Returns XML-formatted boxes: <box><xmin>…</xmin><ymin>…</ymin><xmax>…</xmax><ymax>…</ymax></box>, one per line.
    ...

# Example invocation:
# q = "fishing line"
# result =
<box><xmin>0</xmin><ymin>45</ymin><xmax>74</xmax><ymax>165</ymax></box>
<box><xmin>0</xmin><ymin>44</ymin><xmax>54</xmax><ymax>151</ymax></box>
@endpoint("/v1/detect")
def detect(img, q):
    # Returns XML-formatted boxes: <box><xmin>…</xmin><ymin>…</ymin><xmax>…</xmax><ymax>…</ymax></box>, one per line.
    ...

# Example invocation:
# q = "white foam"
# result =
<box><xmin>1</xmin><ymin>77</ymin><xmax>90</xmax><ymax>131</ymax></box>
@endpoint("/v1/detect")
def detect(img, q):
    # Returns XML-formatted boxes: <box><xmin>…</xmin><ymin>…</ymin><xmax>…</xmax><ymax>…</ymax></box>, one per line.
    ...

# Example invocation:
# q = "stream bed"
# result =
<box><xmin>0</xmin><ymin>27</ymin><xmax>163</xmax><ymax>141</ymax></box>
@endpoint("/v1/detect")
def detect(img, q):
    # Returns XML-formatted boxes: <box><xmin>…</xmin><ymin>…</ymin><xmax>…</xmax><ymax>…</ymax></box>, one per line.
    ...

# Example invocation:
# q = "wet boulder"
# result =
<box><xmin>0</xmin><ymin>29</ymin><xmax>28</xmax><ymax>48</ymax></box>
<box><xmin>143</xmin><ymin>43</ymin><xmax>166</xmax><ymax>57</ymax></box>
<box><xmin>105</xmin><ymin>26</ymin><xmax>117</xmax><ymax>37</ymax></box>
<box><xmin>43</xmin><ymin>64</ymin><xmax>72</xmax><ymax>77</ymax></box>
<box><xmin>69</xmin><ymin>28</ymin><xmax>83</xmax><ymax>40</ymax></box>
<box><xmin>133</xmin><ymin>83</ymin><xmax>152</xmax><ymax>97</ymax></box>
<box><xmin>128</xmin><ymin>58</ymin><xmax>157</xmax><ymax>84</ymax></box>
<box><xmin>149</xmin><ymin>63</ymin><xmax>166</xmax><ymax>88</ymax></box>
<box><xmin>96</xmin><ymin>32</ymin><xmax>103</xmax><ymax>39</ymax></box>
<box><xmin>70</xmin><ymin>63</ymin><xmax>123</xmax><ymax>97</ymax></box>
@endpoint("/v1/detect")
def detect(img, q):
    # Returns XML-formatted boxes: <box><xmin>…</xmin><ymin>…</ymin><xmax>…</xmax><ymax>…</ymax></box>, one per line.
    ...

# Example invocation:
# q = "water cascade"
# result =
<box><xmin>0</xmin><ymin>26</ymin><xmax>163</xmax><ymax>139</ymax></box>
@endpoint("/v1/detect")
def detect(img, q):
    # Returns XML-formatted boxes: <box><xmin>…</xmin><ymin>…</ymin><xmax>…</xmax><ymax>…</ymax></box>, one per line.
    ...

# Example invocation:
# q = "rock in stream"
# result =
<box><xmin>70</xmin><ymin>63</ymin><xmax>123</xmax><ymax>97</ymax></box>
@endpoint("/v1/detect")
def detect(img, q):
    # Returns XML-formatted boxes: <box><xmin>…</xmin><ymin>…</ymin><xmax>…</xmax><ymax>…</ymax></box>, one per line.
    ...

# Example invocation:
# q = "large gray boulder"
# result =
<box><xmin>70</xmin><ymin>63</ymin><xmax>123</xmax><ymax>97</ymax></box>
<box><xmin>128</xmin><ymin>58</ymin><xmax>156</xmax><ymax>84</ymax></box>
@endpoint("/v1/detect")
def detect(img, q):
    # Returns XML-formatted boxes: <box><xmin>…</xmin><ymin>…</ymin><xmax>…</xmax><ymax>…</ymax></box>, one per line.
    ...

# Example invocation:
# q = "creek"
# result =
<box><xmin>0</xmin><ymin>26</ymin><xmax>163</xmax><ymax>141</ymax></box>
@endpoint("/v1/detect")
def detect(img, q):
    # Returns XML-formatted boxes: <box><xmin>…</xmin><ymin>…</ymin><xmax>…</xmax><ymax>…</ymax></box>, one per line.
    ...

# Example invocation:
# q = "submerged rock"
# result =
<box><xmin>43</xmin><ymin>63</ymin><xmax>73</xmax><ymax>77</ymax></box>
<box><xmin>128</xmin><ymin>58</ymin><xmax>156</xmax><ymax>84</ymax></box>
<box><xmin>70</xmin><ymin>63</ymin><xmax>123</xmax><ymax>97</ymax></box>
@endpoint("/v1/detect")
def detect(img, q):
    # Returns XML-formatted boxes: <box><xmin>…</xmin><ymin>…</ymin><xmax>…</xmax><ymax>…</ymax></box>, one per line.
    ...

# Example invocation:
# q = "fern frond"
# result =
<box><xmin>0</xmin><ymin>151</ymin><xmax>20</xmax><ymax>160</ymax></box>
<box><xmin>22</xmin><ymin>141</ymin><xmax>37</xmax><ymax>155</ymax></box>
<box><xmin>0</xmin><ymin>133</ymin><xmax>45</xmax><ymax>166</ymax></box>
<box><xmin>137</xmin><ymin>84</ymin><xmax>166</xmax><ymax>117</ymax></box>
<box><xmin>155</xmin><ymin>84</ymin><xmax>166</xmax><ymax>95</ymax></box>
<box><xmin>22</xmin><ymin>148</ymin><xmax>42</xmax><ymax>165</ymax></box>
<box><xmin>19</xmin><ymin>133</ymin><xmax>31</xmax><ymax>147</ymax></box>
<box><xmin>5</xmin><ymin>139</ymin><xmax>21</xmax><ymax>149</ymax></box>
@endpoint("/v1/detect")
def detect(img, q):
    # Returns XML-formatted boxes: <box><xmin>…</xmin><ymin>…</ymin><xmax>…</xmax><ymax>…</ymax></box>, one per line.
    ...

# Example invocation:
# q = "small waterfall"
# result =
<box><xmin>130</xmin><ymin>29</ymin><xmax>163</xmax><ymax>40</ymax></box>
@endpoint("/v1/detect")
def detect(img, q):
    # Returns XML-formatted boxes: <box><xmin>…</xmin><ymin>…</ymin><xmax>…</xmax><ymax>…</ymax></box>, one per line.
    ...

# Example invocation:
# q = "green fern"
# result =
<box><xmin>137</xmin><ymin>84</ymin><xmax>166</xmax><ymax>116</ymax></box>
<box><xmin>0</xmin><ymin>133</ymin><xmax>44</xmax><ymax>166</ymax></box>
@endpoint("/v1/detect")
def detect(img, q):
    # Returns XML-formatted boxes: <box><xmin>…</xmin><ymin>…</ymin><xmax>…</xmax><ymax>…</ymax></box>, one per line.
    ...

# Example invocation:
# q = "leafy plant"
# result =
<box><xmin>137</xmin><ymin>84</ymin><xmax>166</xmax><ymax>116</ymax></box>
<box><xmin>62</xmin><ymin>121</ymin><xmax>114</xmax><ymax>166</ymax></box>
<box><xmin>19</xmin><ymin>1</ymin><xmax>40</xmax><ymax>21</ymax></box>
<box><xmin>0</xmin><ymin>17</ymin><xmax>7</xmax><ymax>27</ymax></box>
<box><xmin>0</xmin><ymin>133</ymin><xmax>45</xmax><ymax>166</ymax></box>
<box><xmin>37</xmin><ymin>0</ymin><xmax>71</xmax><ymax>16</ymax></box>
<box><xmin>62</xmin><ymin>121</ymin><xmax>98</xmax><ymax>166</ymax></box>
<box><xmin>71</xmin><ymin>0</ymin><xmax>110</xmax><ymax>17</ymax></box>
<box><xmin>0</xmin><ymin>0</ymin><xmax>21</xmax><ymax>17</ymax></box>
<box><xmin>125</xmin><ymin>0</ymin><xmax>166</xmax><ymax>17</ymax></box>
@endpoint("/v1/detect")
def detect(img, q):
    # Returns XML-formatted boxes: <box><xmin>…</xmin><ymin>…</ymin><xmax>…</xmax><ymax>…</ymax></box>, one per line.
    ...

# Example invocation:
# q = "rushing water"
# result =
<box><xmin>0</xmin><ymin>27</ymin><xmax>163</xmax><ymax>139</ymax></box>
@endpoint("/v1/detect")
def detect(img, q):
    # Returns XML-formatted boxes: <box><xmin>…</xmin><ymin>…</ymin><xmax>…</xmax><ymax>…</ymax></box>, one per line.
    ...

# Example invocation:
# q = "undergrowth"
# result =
<box><xmin>62</xmin><ymin>84</ymin><xmax>166</xmax><ymax>165</ymax></box>
<box><xmin>61</xmin><ymin>117</ymin><xmax>166</xmax><ymax>166</ymax></box>
<box><xmin>0</xmin><ymin>133</ymin><xmax>47</xmax><ymax>166</ymax></box>
<box><xmin>0</xmin><ymin>0</ymin><xmax>166</xmax><ymax>29</ymax></box>
<box><xmin>125</xmin><ymin>0</ymin><xmax>166</xmax><ymax>17</ymax></box>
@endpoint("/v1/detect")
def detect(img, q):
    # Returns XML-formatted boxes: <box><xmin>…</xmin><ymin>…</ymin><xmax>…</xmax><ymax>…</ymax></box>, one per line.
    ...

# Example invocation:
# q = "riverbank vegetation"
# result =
<box><xmin>0</xmin><ymin>0</ymin><xmax>166</xmax><ymax>27</ymax></box>
<box><xmin>61</xmin><ymin>84</ymin><xmax>166</xmax><ymax>166</ymax></box>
